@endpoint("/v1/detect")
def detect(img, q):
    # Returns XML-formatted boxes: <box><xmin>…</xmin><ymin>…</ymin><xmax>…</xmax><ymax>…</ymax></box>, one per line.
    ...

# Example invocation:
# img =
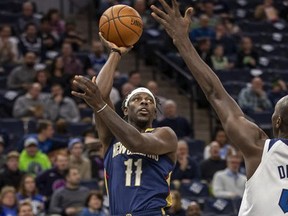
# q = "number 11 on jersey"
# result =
<box><xmin>124</xmin><ymin>159</ymin><xmax>143</xmax><ymax>186</ymax></box>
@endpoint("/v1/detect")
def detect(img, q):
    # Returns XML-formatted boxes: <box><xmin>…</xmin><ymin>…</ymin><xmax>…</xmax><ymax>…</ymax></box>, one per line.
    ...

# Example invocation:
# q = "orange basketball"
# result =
<box><xmin>99</xmin><ymin>5</ymin><xmax>143</xmax><ymax>47</ymax></box>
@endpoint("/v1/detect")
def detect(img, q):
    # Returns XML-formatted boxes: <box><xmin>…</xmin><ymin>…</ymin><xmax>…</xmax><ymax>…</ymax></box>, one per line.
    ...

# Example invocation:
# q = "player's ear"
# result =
<box><xmin>276</xmin><ymin>116</ymin><xmax>281</xmax><ymax>128</ymax></box>
<box><xmin>123</xmin><ymin>107</ymin><xmax>128</xmax><ymax>116</ymax></box>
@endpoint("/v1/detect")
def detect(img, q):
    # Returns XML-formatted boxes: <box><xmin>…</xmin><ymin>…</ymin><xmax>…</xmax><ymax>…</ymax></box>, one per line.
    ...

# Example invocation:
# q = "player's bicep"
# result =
<box><xmin>140</xmin><ymin>127</ymin><xmax>178</xmax><ymax>155</ymax></box>
<box><xmin>223</xmin><ymin>115</ymin><xmax>268</xmax><ymax>156</ymax></box>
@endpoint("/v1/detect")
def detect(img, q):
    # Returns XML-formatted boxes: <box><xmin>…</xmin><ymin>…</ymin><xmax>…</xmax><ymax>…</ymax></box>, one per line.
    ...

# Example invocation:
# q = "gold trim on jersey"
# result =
<box><xmin>104</xmin><ymin>169</ymin><xmax>109</xmax><ymax>194</ymax></box>
<box><xmin>165</xmin><ymin>171</ymin><xmax>173</xmax><ymax>207</ymax></box>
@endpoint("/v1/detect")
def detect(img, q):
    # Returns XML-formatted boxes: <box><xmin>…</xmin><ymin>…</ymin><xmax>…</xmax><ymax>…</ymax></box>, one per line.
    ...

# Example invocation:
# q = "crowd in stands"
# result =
<box><xmin>0</xmin><ymin>0</ymin><xmax>287</xmax><ymax>215</ymax></box>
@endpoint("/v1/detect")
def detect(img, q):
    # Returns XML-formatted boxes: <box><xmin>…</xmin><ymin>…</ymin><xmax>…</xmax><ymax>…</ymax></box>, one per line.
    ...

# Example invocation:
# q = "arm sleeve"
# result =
<box><xmin>49</xmin><ymin>191</ymin><xmax>63</xmax><ymax>214</ymax></box>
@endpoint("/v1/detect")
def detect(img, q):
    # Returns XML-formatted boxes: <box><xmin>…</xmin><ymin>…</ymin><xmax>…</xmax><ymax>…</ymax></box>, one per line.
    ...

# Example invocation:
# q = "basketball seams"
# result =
<box><xmin>99</xmin><ymin>14</ymin><xmax>110</xmax><ymax>29</ymax></box>
<box><xmin>111</xmin><ymin>5</ymin><xmax>127</xmax><ymax>47</ymax></box>
<box><xmin>100</xmin><ymin>15</ymin><xmax>141</xmax><ymax>30</ymax></box>
<box><xmin>117</xmin><ymin>17</ymin><xmax>142</xmax><ymax>37</ymax></box>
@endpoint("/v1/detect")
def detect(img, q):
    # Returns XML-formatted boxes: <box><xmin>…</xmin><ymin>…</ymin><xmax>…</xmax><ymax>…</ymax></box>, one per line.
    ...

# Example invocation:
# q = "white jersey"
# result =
<box><xmin>239</xmin><ymin>139</ymin><xmax>288</xmax><ymax>216</ymax></box>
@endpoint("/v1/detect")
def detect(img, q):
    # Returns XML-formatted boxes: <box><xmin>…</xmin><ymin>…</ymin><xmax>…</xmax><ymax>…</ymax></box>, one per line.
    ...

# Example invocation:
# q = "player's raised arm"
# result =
<box><xmin>151</xmin><ymin>0</ymin><xmax>268</xmax><ymax>175</ymax></box>
<box><xmin>92</xmin><ymin>34</ymin><xmax>132</xmax><ymax>150</ymax></box>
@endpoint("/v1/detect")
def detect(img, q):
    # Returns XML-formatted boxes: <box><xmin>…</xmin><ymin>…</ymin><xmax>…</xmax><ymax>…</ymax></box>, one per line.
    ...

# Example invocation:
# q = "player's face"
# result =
<box><xmin>126</xmin><ymin>93</ymin><xmax>156</xmax><ymax>124</ymax></box>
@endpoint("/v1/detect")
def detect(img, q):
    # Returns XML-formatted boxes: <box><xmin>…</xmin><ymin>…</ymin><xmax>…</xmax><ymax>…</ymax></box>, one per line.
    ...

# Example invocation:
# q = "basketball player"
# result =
<box><xmin>72</xmin><ymin>35</ymin><xmax>178</xmax><ymax>216</ymax></box>
<box><xmin>151</xmin><ymin>0</ymin><xmax>288</xmax><ymax>215</ymax></box>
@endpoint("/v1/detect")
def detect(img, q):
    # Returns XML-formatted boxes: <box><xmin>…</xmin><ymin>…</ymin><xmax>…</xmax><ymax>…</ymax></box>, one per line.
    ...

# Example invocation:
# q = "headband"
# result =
<box><xmin>124</xmin><ymin>87</ymin><xmax>156</xmax><ymax>108</ymax></box>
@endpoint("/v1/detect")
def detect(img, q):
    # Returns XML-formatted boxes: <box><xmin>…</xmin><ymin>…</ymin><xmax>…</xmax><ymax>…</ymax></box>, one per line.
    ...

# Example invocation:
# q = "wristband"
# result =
<box><xmin>96</xmin><ymin>103</ymin><xmax>108</xmax><ymax>113</ymax></box>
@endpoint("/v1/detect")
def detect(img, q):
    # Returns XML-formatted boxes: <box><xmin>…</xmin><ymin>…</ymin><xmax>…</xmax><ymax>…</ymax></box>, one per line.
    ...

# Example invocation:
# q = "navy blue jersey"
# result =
<box><xmin>104</xmin><ymin>129</ymin><xmax>174</xmax><ymax>216</ymax></box>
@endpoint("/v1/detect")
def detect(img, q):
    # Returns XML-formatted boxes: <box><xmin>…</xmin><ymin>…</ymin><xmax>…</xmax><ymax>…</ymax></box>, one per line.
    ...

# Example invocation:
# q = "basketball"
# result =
<box><xmin>99</xmin><ymin>5</ymin><xmax>143</xmax><ymax>47</ymax></box>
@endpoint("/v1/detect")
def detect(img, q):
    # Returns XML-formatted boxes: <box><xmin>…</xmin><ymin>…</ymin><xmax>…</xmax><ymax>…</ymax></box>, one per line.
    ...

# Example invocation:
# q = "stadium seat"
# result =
<box><xmin>246</xmin><ymin>111</ymin><xmax>273</xmax><ymax>130</ymax></box>
<box><xmin>0</xmin><ymin>11</ymin><xmax>20</xmax><ymax>24</ymax></box>
<box><xmin>179</xmin><ymin>181</ymin><xmax>210</xmax><ymax>202</ymax></box>
<box><xmin>0</xmin><ymin>118</ymin><xmax>24</xmax><ymax>149</ymax></box>
<box><xmin>202</xmin><ymin>198</ymin><xmax>237</xmax><ymax>216</ymax></box>
<box><xmin>67</xmin><ymin>122</ymin><xmax>93</xmax><ymax>137</ymax></box>
<box><xmin>79</xmin><ymin>108</ymin><xmax>93</xmax><ymax>119</ymax></box>
<box><xmin>186</xmin><ymin>139</ymin><xmax>205</xmax><ymax>161</ymax></box>
<box><xmin>80</xmin><ymin>179</ymin><xmax>99</xmax><ymax>190</ymax></box>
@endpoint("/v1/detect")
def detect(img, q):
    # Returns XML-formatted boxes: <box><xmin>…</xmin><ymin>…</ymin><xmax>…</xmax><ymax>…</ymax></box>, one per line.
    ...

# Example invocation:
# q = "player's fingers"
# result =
<box><xmin>171</xmin><ymin>0</ymin><xmax>181</xmax><ymax>17</ymax></box>
<box><xmin>151</xmin><ymin>5</ymin><xmax>168</xmax><ymax>19</ymax></box>
<box><xmin>71</xmin><ymin>91</ymin><xmax>87</xmax><ymax>99</ymax></box>
<box><xmin>151</xmin><ymin>12</ymin><xmax>169</xmax><ymax>28</ymax></box>
<box><xmin>73</xmin><ymin>76</ymin><xmax>90</xmax><ymax>93</ymax></box>
<box><xmin>184</xmin><ymin>7</ymin><xmax>193</xmax><ymax>19</ymax></box>
<box><xmin>157</xmin><ymin>0</ymin><xmax>172</xmax><ymax>14</ymax></box>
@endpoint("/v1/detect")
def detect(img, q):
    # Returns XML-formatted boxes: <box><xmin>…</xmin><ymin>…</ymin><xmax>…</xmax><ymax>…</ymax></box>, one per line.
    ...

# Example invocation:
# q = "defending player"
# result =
<box><xmin>72</xmin><ymin>35</ymin><xmax>178</xmax><ymax>216</ymax></box>
<box><xmin>151</xmin><ymin>0</ymin><xmax>288</xmax><ymax>215</ymax></box>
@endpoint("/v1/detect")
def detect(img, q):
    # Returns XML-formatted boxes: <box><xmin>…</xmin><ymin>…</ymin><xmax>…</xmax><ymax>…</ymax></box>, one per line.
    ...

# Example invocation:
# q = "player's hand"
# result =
<box><xmin>151</xmin><ymin>0</ymin><xmax>193</xmax><ymax>44</ymax></box>
<box><xmin>99</xmin><ymin>32</ymin><xmax>132</xmax><ymax>56</ymax></box>
<box><xmin>71</xmin><ymin>75</ymin><xmax>106</xmax><ymax>112</ymax></box>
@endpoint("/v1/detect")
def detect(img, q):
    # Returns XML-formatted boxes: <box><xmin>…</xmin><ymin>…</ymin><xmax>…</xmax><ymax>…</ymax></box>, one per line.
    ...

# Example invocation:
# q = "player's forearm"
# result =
<box><xmin>96</xmin><ymin>52</ymin><xmax>121</xmax><ymax>100</ymax></box>
<box><xmin>96</xmin><ymin>106</ymin><xmax>145</xmax><ymax>152</ymax></box>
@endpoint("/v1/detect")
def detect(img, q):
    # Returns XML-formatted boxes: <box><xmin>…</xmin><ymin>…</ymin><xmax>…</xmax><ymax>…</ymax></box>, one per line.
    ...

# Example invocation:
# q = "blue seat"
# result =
<box><xmin>67</xmin><ymin>122</ymin><xmax>93</xmax><ymax>137</ymax></box>
<box><xmin>179</xmin><ymin>181</ymin><xmax>209</xmax><ymax>202</ymax></box>
<box><xmin>0</xmin><ymin>76</ymin><xmax>7</xmax><ymax>89</ymax></box>
<box><xmin>0</xmin><ymin>118</ymin><xmax>24</xmax><ymax>149</ymax></box>
<box><xmin>186</xmin><ymin>139</ymin><xmax>205</xmax><ymax>161</ymax></box>
<box><xmin>80</xmin><ymin>179</ymin><xmax>99</xmax><ymax>190</ymax></box>
<box><xmin>247</xmin><ymin>111</ymin><xmax>273</xmax><ymax>130</ymax></box>
<box><xmin>80</xmin><ymin>108</ymin><xmax>93</xmax><ymax>119</ymax></box>
<box><xmin>223</xmin><ymin>81</ymin><xmax>247</xmax><ymax>101</ymax></box>
<box><xmin>0</xmin><ymin>11</ymin><xmax>20</xmax><ymax>24</ymax></box>
<box><xmin>203</xmin><ymin>198</ymin><xmax>236</xmax><ymax>216</ymax></box>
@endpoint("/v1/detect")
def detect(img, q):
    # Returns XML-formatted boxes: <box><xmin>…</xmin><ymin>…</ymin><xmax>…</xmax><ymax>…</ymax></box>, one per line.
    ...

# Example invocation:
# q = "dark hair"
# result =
<box><xmin>211</xmin><ymin>126</ymin><xmax>225</xmax><ymax>141</ymax></box>
<box><xmin>36</xmin><ymin>119</ymin><xmax>53</xmax><ymax>133</ymax></box>
<box><xmin>24</xmin><ymin>22</ymin><xmax>37</xmax><ymax>31</ymax></box>
<box><xmin>40</xmin><ymin>16</ymin><xmax>50</xmax><ymax>24</ymax></box>
<box><xmin>128</xmin><ymin>70</ymin><xmax>140</xmax><ymax>78</ymax></box>
<box><xmin>19</xmin><ymin>175</ymin><xmax>38</xmax><ymax>197</ymax></box>
<box><xmin>84</xmin><ymin>191</ymin><xmax>103</xmax><ymax>207</ymax></box>
<box><xmin>46</xmin><ymin>8</ymin><xmax>60</xmax><ymax>21</ymax></box>
<box><xmin>17</xmin><ymin>201</ymin><xmax>33</xmax><ymax>213</ymax></box>
<box><xmin>63</xmin><ymin>166</ymin><xmax>78</xmax><ymax>179</ymax></box>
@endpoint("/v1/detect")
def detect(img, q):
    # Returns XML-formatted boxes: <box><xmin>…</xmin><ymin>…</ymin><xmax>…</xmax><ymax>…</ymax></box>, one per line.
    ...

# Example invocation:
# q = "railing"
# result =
<box><xmin>153</xmin><ymin>50</ymin><xmax>195</xmax><ymax>132</ymax></box>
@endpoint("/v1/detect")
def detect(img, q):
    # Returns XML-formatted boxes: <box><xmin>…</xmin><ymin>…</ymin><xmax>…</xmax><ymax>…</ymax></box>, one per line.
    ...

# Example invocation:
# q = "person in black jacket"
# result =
<box><xmin>0</xmin><ymin>151</ymin><xmax>25</xmax><ymax>191</ymax></box>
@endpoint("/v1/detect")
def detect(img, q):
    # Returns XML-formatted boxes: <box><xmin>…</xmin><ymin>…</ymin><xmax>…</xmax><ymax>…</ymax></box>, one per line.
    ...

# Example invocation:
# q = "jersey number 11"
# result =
<box><xmin>124</xmin><ymin>159</ymin><xmax>143</xmax><ymax>186</ymax></box>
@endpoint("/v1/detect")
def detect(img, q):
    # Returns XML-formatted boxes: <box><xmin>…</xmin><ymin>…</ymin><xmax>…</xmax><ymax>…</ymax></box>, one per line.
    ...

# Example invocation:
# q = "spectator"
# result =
<box><xmin>255</xmin><ymin>0</ymin><xmax>279</xmax><ymax>22</ymax></box>
<box><xmin>167</xmin><ymin>190</ymin><xmax>185</xmax><ymax>216</ymax></box>
<box><xmin>36</xmin><ymin>153</ymin><xmax>68</xmax><ymax>200</ymax></box>
<box><xmin>0</xmin><ymin>186</ymin><xmax>17</xmax><ymax>216</ymax></box>
<box><xmin>45</xmin><ymin>83</ymin><xmax>80</xmax><ymax>123</ymax></box>
<box><xmin>171</xmin><ymin>140</ymin><xmax>200</xmax><ymax>183</ymax></box>
<box><xmin>0</xmin><ymin>25</ymin><xmax>18</xmax><ymax>67</ymax></box>
<box><xmin>128</xmin><ymin>70</ymin><xmax>142</xmax><ymax>88</ymax></box>
<box><xmin>19</xmin><ymin>137</ymin><xmax>51</xmax><ymax>176</ymax></box>
<box><xmin>236</xmin><ymin>37</ymin><xmax>259</xmax><ymax>69</ymax></box>
<box><xmin>195</xmin><ymin>38</ymin><xmax>212</xmax><ymax>65</ymax></box>
<box><xmin>78</xmin><ymin>191</ymin><xmax>107</xmax><ymax>216</ymax></box>
<box><xmin>49</xmin><ymin>56</ymin><xmax>71</xmax><ymax>94</ymax></box>
<box><xmin>201</xmin><ymin>0</ymin><xmax>219</xmax><ymax>27</ymax></box>
<box><xmin>238</xmin><ymin>77</ymin><xmax>272</xmax><ymax>113</ymax></box>
<box><xmin>46</xmin><ymin>8</ymin><xmax>65</xmax><ymax>37</ymax></box>
<box><xmin>34</xmin><ymin>66</ymin><xmax>51</xmax><ymax>93</ymax></box>
<box><xmin>61</xmin><ymin>20</ymin><xmax>85</xmax><ymax>52</ymax></box>
<box><xmin>146</xmin><ymin>80</ymin><xmax>167</xmax><ymax>121</ymax></box>
<box><xmin>39</xmin><ymin>16</ymin><xmax>59</xmax><ymax>59</ymax></box>
<box><xmin>68</xmin><ymin>138</ymin><xmax>92</xmax><ymax>180</ymax></box>
<box><xmin>87</xmin><ymin>40</ymin><xmax>108</xmax><ymax>75</ymax></box>
<box><xmin>59</xmin><ymin>42</ymin><xmax>83</xmax><ymax>76</ymax></box>
<box><xmin>204</xmin><ymin>128</ymin><xmax>234</xmax><ymax>160</ymax></box>
<box><xmin>19</xmin><ymin>120</ymin><xmax>54</xmax><ymax>154</ymax></box>
<box><xmin>210</xmin><ymin>44</ymin><xmax>231</xmax><ymax>71</ymax></box>
<box><xmin>114</xmin><ymin>82</ymin><xmax>135</xmax><ymax>118</ymax></box>
<box><xmin>17</xmin><ymin>201</ymin><xmax>34</xmax><ymax>216</ymax></box>
<box><xmin>189</xmin><ymin>14</ymin><xmax>215</xmax><ymax>43</ymax></box>
<box><xmin>7</xmin><ymin>52</ymin><xmax>37</xmax><ymax>90</ymax></box>
<box><xmin>17</xmin><ymin>2</ymin><xmax>40</xmax><ymax>33</ymax></box>
<box><xmin>0</xmin><ymin>151</ymin><xmax>25</xmax><ymax>191</ymax></box>
<box><xmin>214</xmin><ymin>23</ymin><xmax>237</xmax><ymax>55</ymax></box>
<box><xmin>186</xmin><ymin>201</ymin><xmax>202</xmax><ymax>216</ymax></box>
<box><xmin>157</xmin><ymin>100</ymin><xmax>192</xmax><ymax>138</ymax></box>
<box><xmin>17</xmin><ymin>175</ymin><xmax>45</xmax><ymax>216</ymax></box>
<box><xmin>212</xmin><ymin>155</ymin><xmax>246</xmax><ymax>199</ymax></box>
<box><xmin>13</xmin><ymin>83</ymin><xmax>47</xmax><ymax>119</ymax></box>
<box><xmin>0</xmin><ymin>136</ymin><xmax>5</xmax><ymax>170</ymax></box>
<box><xmin>268</xmin><ymin>79</ymin><xmax>288</xmax><ymax>106</ymax></box>
<box><xmin>85</xmin><ymin>137</ymin><xmax>104</xmax><ymax>182</ymax></box>
<box><xmin>19</xmin><ymin>23</ymin><xmax>42</xmax><ymax>56</ymax></box>
<box><xmin>200</xmin><ymin>141</ymin><xmax>226</xmax><ymax>183</ymax></box>
<box><xmin>49</xmin><ymin>167</ymin><xmax>89</xmax><ymax>216</ymax></box>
